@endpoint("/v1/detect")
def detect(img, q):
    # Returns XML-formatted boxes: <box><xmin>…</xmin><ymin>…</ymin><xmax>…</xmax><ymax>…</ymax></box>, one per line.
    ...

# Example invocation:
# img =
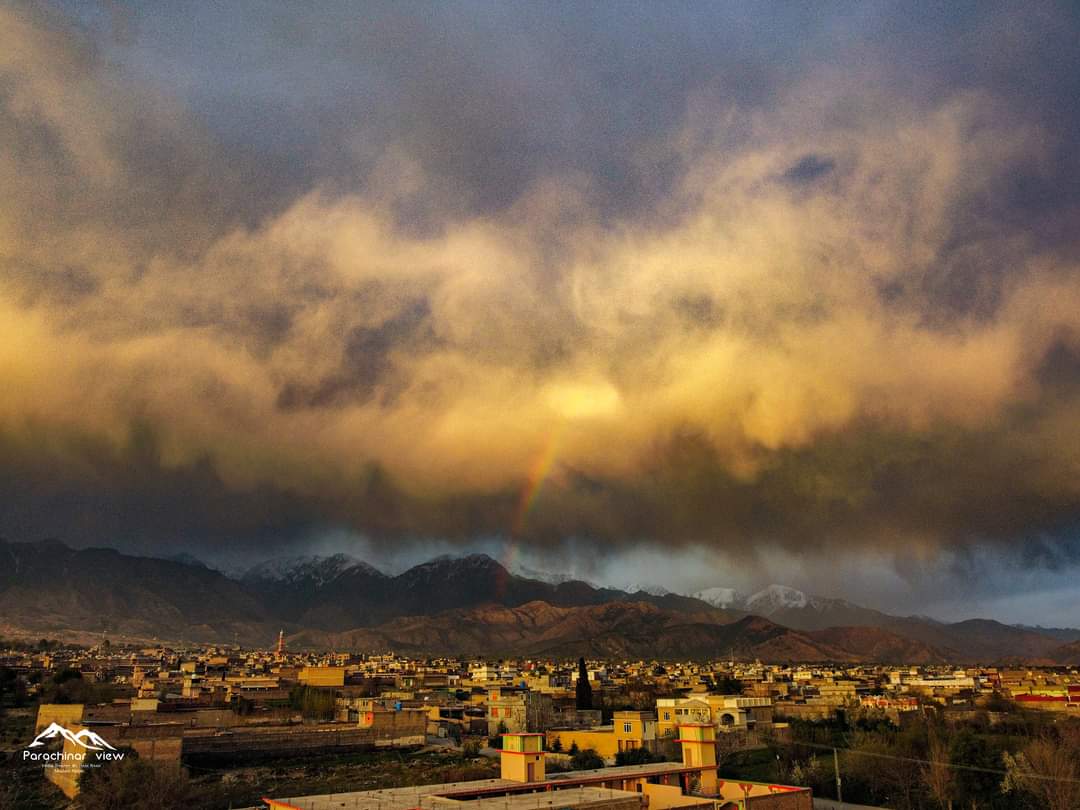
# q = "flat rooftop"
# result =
<box><xmin>263</xmin><ymin>761</ymin><xmax>707</xmax><ymax>810</ymax></box>
<box><xmin>264</xmin><ymin>783</ymin><xmax>641</xmax><ymax>810</ymax></box>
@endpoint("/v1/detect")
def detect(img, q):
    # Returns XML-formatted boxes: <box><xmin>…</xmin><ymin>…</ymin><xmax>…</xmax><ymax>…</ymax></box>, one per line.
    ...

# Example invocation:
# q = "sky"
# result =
<box><xmin>1</xmin><ymin>1</ymin><xmax>1079</xmax><ymax>624</ymax></box>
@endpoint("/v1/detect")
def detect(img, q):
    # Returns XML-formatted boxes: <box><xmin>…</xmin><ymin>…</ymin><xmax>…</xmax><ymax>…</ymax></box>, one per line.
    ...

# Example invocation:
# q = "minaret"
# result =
<box><xmin>276</xmin><ymin>629</ymin><xmax>285</xmax><ymax>658</ymax></box>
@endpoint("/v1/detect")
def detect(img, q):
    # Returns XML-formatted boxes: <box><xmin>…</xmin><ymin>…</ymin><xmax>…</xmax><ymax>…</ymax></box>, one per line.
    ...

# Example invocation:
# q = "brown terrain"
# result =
<box><xmin>3</xmin><ymin>538</ymin><xmax>1077</xmax><ymax>663</ymax></box>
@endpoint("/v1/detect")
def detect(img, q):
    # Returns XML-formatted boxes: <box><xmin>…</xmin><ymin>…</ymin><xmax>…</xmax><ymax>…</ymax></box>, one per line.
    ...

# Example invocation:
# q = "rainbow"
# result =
<box><xmin>511</xmin><ymin>428</ymin><xmax>562</xmax><ymax>539</ymax></box>
<box><xmin>493</xmin><ymin>429</ymin><xmax>563</xmax><ymax>599</ymax></box>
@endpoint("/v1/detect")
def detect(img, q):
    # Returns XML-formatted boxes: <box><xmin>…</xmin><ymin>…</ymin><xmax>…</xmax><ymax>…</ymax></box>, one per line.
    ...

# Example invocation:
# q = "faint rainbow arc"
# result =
<box><xmin>510</xmin><ymin>427</ymin><xmax>563</xmax><ymax>540</ymax></box>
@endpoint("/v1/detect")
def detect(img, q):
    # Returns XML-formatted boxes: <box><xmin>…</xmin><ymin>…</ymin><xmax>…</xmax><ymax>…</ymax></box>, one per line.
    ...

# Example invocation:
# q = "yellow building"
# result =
<box><xmin>656</xmin><ymin>698</ymin><xmax>710</xmax><ymax>737</ymax></box>
<box><xmin>675</xmin><ymin>723</ymin><xmax>717</xmax><ymax>795</ymax></box>
<box><xmin>657</xmin><ymin>696</ymin><xmax>774</xmax><ymax>737</ymax></box>
<box><xmin>264</xmin><ymin>725</ymin><xmax>813</xmax><ymax>810</ymax></box>
<box><xmin>298</xmin><ymin>666</ymin><xmax>345</xmax><ymax>687</ymax></box>
<box><xmin>500</xmin><ymin>733</ymin><xmax>546</xmax><ymax>782</ymax></box>
<box><xmin>546</xmin><ymin>711</ymin><xmax>656</xmax><ymax>762</ymax></box>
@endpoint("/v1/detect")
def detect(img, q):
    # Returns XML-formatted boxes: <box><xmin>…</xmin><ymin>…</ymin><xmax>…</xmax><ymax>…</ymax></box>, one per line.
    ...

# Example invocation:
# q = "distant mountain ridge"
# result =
<box><xmin>689</xmin><ymin>583</ymin><xmax>898</xmax><ymax>631</ymax></box>
<box><xmin>1</xmin><ymin>538</ymin><xmax>1078</xmax><ymax>663</ymax></box>
<box><xmin>237</xmin><ymin>549</ymin><xmax>709</xmax><ymax>630</ymax></box>
<box><xmin>0</xmin><ymin>538</ymin><xmax>268</xmax><ymax>645</ymax></box>
<box><xmin>242</xmin><ymin>553</ymin><xmax>382</xmax><ymax>585</ymax></box>
<box><xmin>287</xmin><ymin>601</ymin><xmax>952</xmax><ymax>663</ymax></box>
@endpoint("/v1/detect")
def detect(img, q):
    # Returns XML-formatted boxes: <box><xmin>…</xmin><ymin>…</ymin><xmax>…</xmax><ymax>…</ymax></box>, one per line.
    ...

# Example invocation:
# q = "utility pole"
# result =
<box><xmin>833</xmin><ymin>747</ymin><xmax>843</xmax><ymax>805</ymax></box>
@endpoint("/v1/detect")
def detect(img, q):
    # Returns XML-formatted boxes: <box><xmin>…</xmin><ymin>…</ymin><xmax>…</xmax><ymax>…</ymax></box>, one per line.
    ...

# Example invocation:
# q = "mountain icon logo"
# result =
<box><xmin>28</xmin><ymin>722</ymin><xmax>118</xmax><ymax>752</ymax></box>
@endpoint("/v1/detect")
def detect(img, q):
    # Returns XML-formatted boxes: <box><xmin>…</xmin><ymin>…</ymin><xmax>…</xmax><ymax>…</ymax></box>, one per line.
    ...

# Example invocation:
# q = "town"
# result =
<box><xmin>2</xmin><ymin>635</ymin><xmax>1078</xmax><ymax>809</ymax></box>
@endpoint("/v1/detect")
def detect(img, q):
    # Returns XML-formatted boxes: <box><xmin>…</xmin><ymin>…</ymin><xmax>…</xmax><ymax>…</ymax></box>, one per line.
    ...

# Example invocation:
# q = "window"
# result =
<box><xmin>623</xmin><ymin>722</ymin><xmax>632</xmax><ymax>733</ymax></box>
<box><xmin>663</xmin><ymin>712</ymin><xmax>670</xmax><ymax>720</ymax></box>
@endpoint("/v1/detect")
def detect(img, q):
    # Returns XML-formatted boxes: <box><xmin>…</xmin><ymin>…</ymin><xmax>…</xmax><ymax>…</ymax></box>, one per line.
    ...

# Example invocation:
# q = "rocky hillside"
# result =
<box><xmin>0</xmin><ymin>539</ymin><xmax>270</xmax><ymax>644</ymax></box>
<box><xmin>0</xmin><ymin>539</ymin><xmax>1071</xmax><ymax>663</ymax></box>
<box><xmin>285</xmin><ymin>601</ymin><xmax>948</xmax><ymax>662</ymax></box>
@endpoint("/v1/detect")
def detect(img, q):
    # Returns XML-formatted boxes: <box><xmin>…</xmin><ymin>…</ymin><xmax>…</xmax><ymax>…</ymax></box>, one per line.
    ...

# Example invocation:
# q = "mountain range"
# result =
<box><xmin>2</xmin><ymin>538</ymin><xmax>1078</xmax><ymax>664</ymax></box>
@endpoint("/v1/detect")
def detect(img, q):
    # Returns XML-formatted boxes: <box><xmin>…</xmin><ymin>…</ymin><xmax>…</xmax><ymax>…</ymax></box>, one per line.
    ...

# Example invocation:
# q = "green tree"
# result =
<box><xmin>571</xmin><ymin>748</ymin><xmax>605</xmax><ymax>770</ymax></box>
<box><xmin>615</xmin><ymin>747</ymin><xmax>658</xmax><ymax>766</ymax></box>
<box><xmin>288</xmin><ymin>685</ymin><xmax>336</xmax><ymax>720</ymax></box>
<box><xmin>489</xmin><ymin>720</ymin><xmax>509</xmax><ymax>749</ymax></box>
<box><xmin>714</xmin><ymin>676</ymin><xmax>743</xmax><ymax>695</ymax></box>
<box><xmin>949</xmin><ymin>729</ymin><xmax>1006</xmax><ymax>809</ymax></box>
<box><xmin>40</xmin><ymin>669</ymin><xmax>115</xmax><ymax>705</ymax></box>
<box><xmin>575</xmin><ymin>658</ymin><xmax>592</xmax><ymax>710</ymax></box>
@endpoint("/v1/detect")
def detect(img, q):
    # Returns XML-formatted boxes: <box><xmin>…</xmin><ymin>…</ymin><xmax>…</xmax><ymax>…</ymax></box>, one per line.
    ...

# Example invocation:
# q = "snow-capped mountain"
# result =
<box><xmin>684</xmin><ymin>583</ymin><xmax>893</xmax><ymax>630</ymax></box>
<box><xmin>744</xmin><ymin>584</ymin><xmax>875</xmax><ymax>615</ymax></box>
<box><xmin>242</xmin><ymin>553</ymin><xmax>383</xmax><ymax>586</ymax></box>
<box><xmin>409</xmin><ymin>553</ymin><xmax>507</xmax><ymax>577</ymax></box>
<box><xmin>738</xmin><ymin>584</ymin><xmax>895</xmax><ymax>631</ymax></box>
<box><xmin>744</xmin><ymin>584</ymin><xmax>810</xmax><ymax>614</ymax></box>
<box><xmin>509</xmin><ymin>562</ymin><xmax>594</xmax><ymax>587</ymax></box>
<box><xmin>621</xmin><ymin>583</ymin><xmax>671</xmax><ymax>597</ymax></box>
<box><xmin>691</xmin><ymin>586</ymin><xmax>743</xmax><ymax>609</ymax></box>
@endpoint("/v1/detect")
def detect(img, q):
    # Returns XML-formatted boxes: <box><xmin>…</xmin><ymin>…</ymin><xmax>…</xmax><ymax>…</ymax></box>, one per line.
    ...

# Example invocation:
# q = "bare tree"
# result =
<box><xmin>921</xmin><ymin>728</ymin><xmax>954</xmax><ymax>810</ymax></box>
<box><xmin>1002</xmin><ymin>731</ymin><xmax>1080</xmax><ymax>810</ymax></box>
<box><xmin>714</xmin><ymin>728</ymin><xmax>743</xmax><ymax>770</ymax></box>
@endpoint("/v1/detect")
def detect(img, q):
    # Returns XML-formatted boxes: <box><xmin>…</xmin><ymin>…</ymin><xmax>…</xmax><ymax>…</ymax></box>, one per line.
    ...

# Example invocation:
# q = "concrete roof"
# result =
<box><xmin>263</xmin><ymin>762</ymin><xmax>706</xmax><ymax>810</ymax></box>
<box><xmin>264</xmin><ymin>783</ymin><xmax>641</xmax><ymax>810</ymax></box>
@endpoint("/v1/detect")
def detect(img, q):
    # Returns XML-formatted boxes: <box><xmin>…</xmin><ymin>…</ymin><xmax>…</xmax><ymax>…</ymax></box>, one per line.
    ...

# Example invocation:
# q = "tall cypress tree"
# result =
<box><xmin>575</xmin><ymin>657</ymin><xmax>593</xmax><ymax>709</ymax></box>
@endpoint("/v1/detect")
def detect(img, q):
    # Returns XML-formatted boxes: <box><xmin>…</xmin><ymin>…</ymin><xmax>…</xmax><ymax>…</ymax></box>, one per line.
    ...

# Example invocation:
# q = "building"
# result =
<box><xmin>262</xmin><ymin>726</ymin><xmax>812</xmax><ymax>810</ymax></box>
<box><xmin>298</xmin><ymin>666</ymin><xmax>346</xmax><ymax>688</ymax></box>
<box><xmin>500</xmin><ymin>732</ymin><xmax>546</xmax><ymax>782</ymax></box>
<box><xmin>547</xmin><ymin>711</ymin><xmax>659</xmax><ymax>763</ymax></box>
<box><xmin>33</xmin><ymin>704</ymin><xmax>182</xmax><ymax>799</ymax></box>
<box><xmin>487</xmin><ymin>687</ymin><xmax>555</xmax><ymax>735</ymax></box>
<box><xmin>657</xmin><ymin>696</ymin><xmax>774</xmax><ymax>737</ymax></box>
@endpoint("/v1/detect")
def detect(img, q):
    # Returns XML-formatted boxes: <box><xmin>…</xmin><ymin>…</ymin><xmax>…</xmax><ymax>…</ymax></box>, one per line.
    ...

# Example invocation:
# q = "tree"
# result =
<box><xmin>571</xmin><ymin>748</ymin><xmax>605</xmax><ymax>770</ymax></box>
<box><xmin>76</xmin><ymin>756</ymin><xmax>191</xmax><ymax>810</ymax></box>
<box><xmin>550</xmin><ymin>736</ymin><xmax>563</xmax><ymax>752</ymax></box>
<box><xmin>489</xmin><ymin>720</ymin><xmax>508</xmax><ymax>749</ymax></box>
<box><xmin>921</xmin><ymin>727</ymin><xmax>954</xmax><ymax>810</ymax></box>
<box><xmin>575</xmin><ymin>657</ymin><xmax>592</xmax><ymax>710</ymax></box>
<box><xmin>714</xmin><ymin>676</ymin><xmax>743</xmax><ymax>695</ymax></box>
<box><xmin>288</xmin><ymin>685</ymin><xmax>336</xmax><ymax>720</ymax></box>
<box><xmin>949</xmin><ymin>729</ymin><xmax>1004</xmax><ymax>809</ymax></box>
<box><xmin>1003</xmin><ymin>731</ymin><xmax>1080</xmax><ymax>810</ymax></box>
<box><xmin>0</xmin><ymin>666</ymin><xmax>25</xmax><ymax>710</ymax></box>
<box><xmin>40</xmin><ymin>669</ymin><xmax>114</xmax><ymax>705</ymax></box>
<box><xmin>616</xmin><ymin>747</ymin><xmax>659</xmax><ymax>766</ymax></box>
<box><xmin>715</xmin><ymin>731</ymin><xmax>744</xmax><ymax>772</ymax></box>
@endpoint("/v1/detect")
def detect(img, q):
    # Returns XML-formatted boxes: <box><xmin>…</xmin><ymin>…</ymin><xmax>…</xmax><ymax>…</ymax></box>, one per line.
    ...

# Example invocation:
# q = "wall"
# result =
<box><xmin>546</xmin><ymin>729</ymin><xmax>619</xmax><ymax>761</ymax></box>
<box><xmin>35</xmin><ymin>703</ymin><xmax>84</xmax><ymax>733</ymax></box>
<box><xmin>746</xmin><ymin>791</ymin><xmax>813</xmax><ymax>810</ymax></box>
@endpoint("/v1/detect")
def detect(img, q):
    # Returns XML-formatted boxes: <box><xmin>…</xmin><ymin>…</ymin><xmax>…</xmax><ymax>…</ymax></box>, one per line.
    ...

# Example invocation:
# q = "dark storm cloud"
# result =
<box><xmin>76</xmin><ymin>1</ymin><xmax>1080</xmax><ymax>230</ymax></box>
<box><xmin>277</xmin><ymin>299</ymin><xmax>438</xmax><ymax>410</ymax></box>
<box><xmin>782</xmin><ymin>155</ymin><xmax>835</xmax><ymax>185</ymax></box>
<box><xmin>0</xmin><ymin>0</ymin><xmax>1079</xmax><ymax>594</ymax></box>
